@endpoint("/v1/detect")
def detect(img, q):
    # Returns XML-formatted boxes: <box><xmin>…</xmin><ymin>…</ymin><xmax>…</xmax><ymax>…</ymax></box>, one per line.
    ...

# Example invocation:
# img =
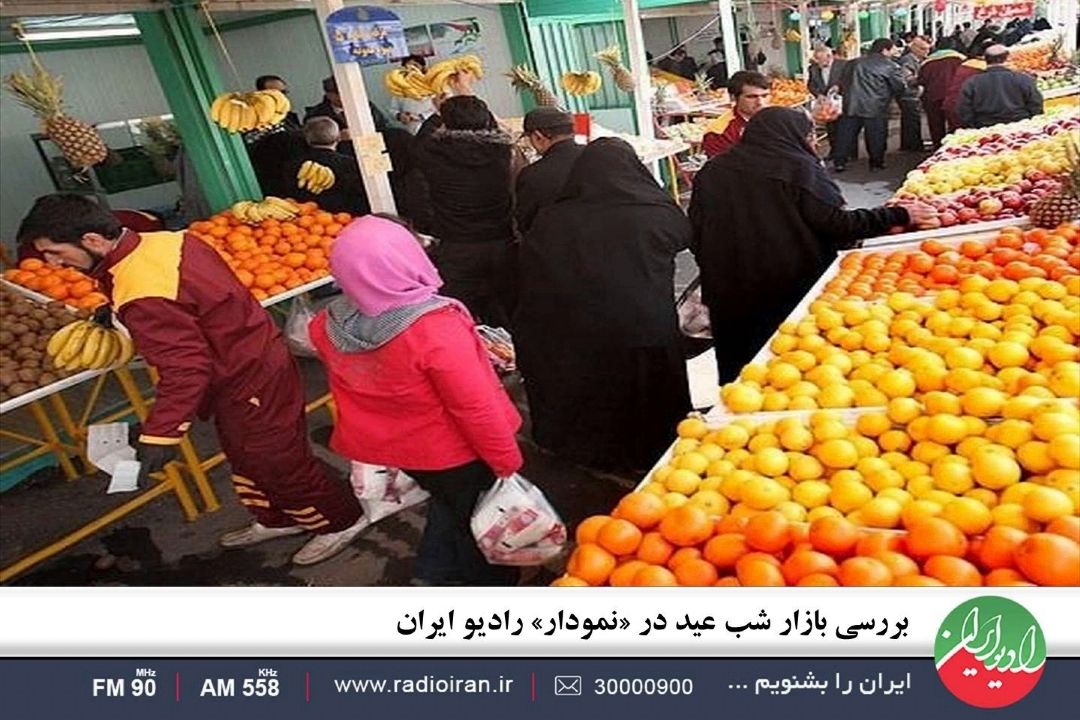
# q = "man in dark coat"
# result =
<box><xmin>833</xmin><ymin>38</ymin><xmax>908</xmax><ymax>171</ymax></box>
<box><xmin>282</xmin><ymin>117</ymin><xmax>370</xmax><ymax>215</ymax></box>
<box><xmin>304</xmin><ymin>76</ymin><xmax>389</xmax><ymax>155</ymax></box>
<box><xmin>956</xmin><ymin>45</ymin><xmax>1043</xmax><ymax>128</ymax></box>
<box><xmin>808</xmin><ymin>46</ymin><xmax>848</xmax><ymax>163</ymax></box>
<box><xmin>514</xmin><ymin>108</ymin><xmax>583</xmax><ymax>235</ymax></box>
<box><xmin>897</xmin><ymin>37</ymin><xmax>931</xmax><ymax>151</ymax></box>
<box><xmin>411</xmin><ymin>96</ymin><xmax>515</xmax><ymax>326</ymax></box>
<box><xmin>918</xmin><ymin>47</ymin><xmax>965</xmax><ymax>147</ymax></box>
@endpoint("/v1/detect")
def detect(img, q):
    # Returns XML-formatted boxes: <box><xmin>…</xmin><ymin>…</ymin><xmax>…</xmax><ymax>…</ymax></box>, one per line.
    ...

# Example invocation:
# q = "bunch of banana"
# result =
<box><xmin>297</xmin><ymin>161</ymin><xmax>335</xmax><ymax>194</ymax></box>
<box><xmin>785</xmin><ymin>28</ymin><xmax>802</xmax><ymax>42</ymax></box>
<box><xmin>560</xmin><ymin>71</ymin><xmax>603</xmax><ymax>97</ymax></box>
<box><xmin>385</xmin><ymin>67</ymin><xmax>433</xmax><ymax>100</ymax></box>
<box><xmin>230</xmin><ymin>196</ymin><xmax>301</xmax><ymax>224</ymax></box>
<box><xmin>46</xmin><ymin>320</ymin><xmax>135</xmax><ymax>372</ymax></box>
<box><xmin>209</xmin><ymin>89</ymin><xmax>291</xmax><ymax>134</ymax></box>
<box><xmin>425</xmin><ymin>55</ymin><xmax>484</xmax><ymax>95</ymax></box>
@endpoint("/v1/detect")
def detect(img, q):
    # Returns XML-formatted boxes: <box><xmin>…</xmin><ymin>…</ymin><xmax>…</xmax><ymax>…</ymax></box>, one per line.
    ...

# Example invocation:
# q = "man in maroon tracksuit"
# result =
<box><xmin>917</xmin><ymin>48</ymin><xmax>965</xmax><ymax>148</ymax></box>
<box><xmin>17</xmin><ymin>194</ymin><xmax>366</xmax><ymax>566</ymax></box>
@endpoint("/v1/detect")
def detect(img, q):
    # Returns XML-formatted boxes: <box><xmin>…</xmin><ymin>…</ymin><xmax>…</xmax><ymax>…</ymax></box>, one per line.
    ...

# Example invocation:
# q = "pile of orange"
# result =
<box><xmin>2</xmin><ymin>258</ymin><xmax>108</xmax><ymax>310</ymax></box>
<box><xmin>822</xmin><ymin>224</ymin><xmax>1080</xmax><ymax>302</ymax></box>
<box><xmin>554</xmin><ymin>500</ymin><xmax>1080</xmax><ymax>587</ymax></box>
<box><xmin>189</xmin><ymin>202</ymin><xmax>351</xmax><ymax>302</ymax></box>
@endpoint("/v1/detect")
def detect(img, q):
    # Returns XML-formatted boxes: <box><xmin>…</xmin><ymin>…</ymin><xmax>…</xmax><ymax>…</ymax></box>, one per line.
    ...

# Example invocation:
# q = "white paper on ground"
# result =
<box><xmin>106</xmin><ymin>460</ymin><xmax>141</xmax><ymax>494</ymax></box>
<box><xmin>686</xmin><ymin>347</ymin><xmax>719</xmax><ymax>411</ymax></box>
<box><xmin>87</xmin><ymin>422</ymin><xmax>137</xmax><ymax>475</ymax></box>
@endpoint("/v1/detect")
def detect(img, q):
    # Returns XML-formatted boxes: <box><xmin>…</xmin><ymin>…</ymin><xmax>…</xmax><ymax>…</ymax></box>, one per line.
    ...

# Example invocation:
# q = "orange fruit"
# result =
<box><xmin>744</xmin><ymin>511</ymin><xmax>790</xmax><ymax>553</ymax></box>
<box><xmin>893</xmin><ymin>575</ymin><xmax>946</xmax><ymax>586</ymax></box>
<box><xmin>855</xmin><ymin>532</ymin><xmax>902</xmax><ymax>557</ymax></box>
<box><xmin>44</xmin><ymin>284</ymin><xmax>70</xmax><ymax>300</ymax></box>
<box><xmin>253</xmin><ymin>273</ymin><xmax>276</xmax><ymax>290</ymax></box>
<box><xmin>333</xmin><ymin>212</ymin><xmax>352</xmax><ymax>224</ymax></box>
<box><xmin>68</xmin><ymin>279</ymin><xmax>94</xmax><ymax>298</ymax></box>
<box><xmin>551</xmin><ymin>575</ymin><xmax>589</xmax><ymax>587</ymax></box>
<box><xmin>658</xmin><ymin>505</ymin><xmax>713</xmax><ymax>547</ymax></box>
<box><xmin>838</xmin><ymin>556</ymin><xmax>893</xmax><ymax>586</ymax></box>
<box><xmin>636</xmin><ymin>532</ymin><xmax>675</xmax><ymax>565</ymax></box>
<box><xmin>714</xmin><ymin>576</ymin><xmax>742</xmax><ymax>586</ymax></box>
<box><xmin>674</xmin><ymin>558</ymin><xmax>720</xmax><ymax>586</ymax></box>
<box><xmin>797</xmin><ymin>573</ymin><xmax>840</xmax><ymax>586</ymax></box>
<box><xmin>632</xmin><ymin>564</ymin><xmax>678</xmax><ymax>586</ymax></box>
<box><xmin>871</xmin><ymin>550</ymin><xmax>919</xmax><ymax>578</ymax></box>
<box><xmin>566</xmin><ymin>543</ymin><xmax>616</xmax><ymax>586</ymax></box>
<box><xmin>781</xmin><ymin>550</ymin><xmax>839</xmax><ymax>584</ymax></box>
<box><xmin>666</xmin><ymin>547</ymin><xmax>703</xmax><ymax>569</ymax></box>
<box><xmin>702</xmin><ymin>533</ymin><xmax>750</xmax><ymax>569</ymax></box>
<box><xmin>715</xmin><ymin>515</ymin><xmax>749</xmax><ymax>534</ymax></box>
<box><xmin>808</xmin><ymin>516</ymin><xmax>860</xmax><ymax>556</ymax></box>
<box><xmin>1014</xmin><ymin>533</ymin><xmax>1080</xmax><ymax>586</ymax></box>
<box><xmin>613</xmin><ymin>492</ymin><xmax>667</xmax><ymax>530</ymax></box>
<box><xmin>574</xmin><ymin>515</ymin><xmax>611</xmax><ymax>546</ymax></box>
<box><xmin>923</xmin><ymin>555</ymin><xmax>982</xmax><ymax>586</ymax></box>
<box><xmin>596</xmin><ymin>518</ymin><xmax>643</xmax><ymax>556</ymax></box>
<box><xmin>1046</xmin><ymin>516</ymin><xmax>1080</xmax><ymax>544</ymax></box>
<box><xmin>906</xmin><ymin>517</ymin><xmax>969</xmax><ymax>559</ymax></box>
<box><xmin>609</xmin><ymin>560</ymin><xmax>649</xmax><ymax>587</ymax></box>
<box><xmin>736</xmin><ymin>554</ymin><xmax>786</xmax><ymax>586</ymax></box>
<box><xmin>977</xmin><ymin>526</ymin><xmax>1028</xmax><ymax>570</ymax></box>
<box><xmin>984</xmin><ymin>568</ymin><xmax>1028</xmax><ymax>586</ymax></box>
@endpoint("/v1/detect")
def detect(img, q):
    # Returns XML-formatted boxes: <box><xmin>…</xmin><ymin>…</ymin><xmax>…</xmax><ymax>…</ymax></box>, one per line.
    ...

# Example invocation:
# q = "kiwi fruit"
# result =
<box><xmin>15</xmin><ymin>368</ymin><xmax>39</xmax><ymax>383</ymax></box>
<box><xmin>13</xmin><ymin>346</ymin><xmax>34</xmax><ymax>359</ymax></box>
<box><xmin>38</xmin><ymin>371</ymin><xmax>57</xmax><ymax>385</ymax></box>
<box><xmin>0</xmin><ymin>368</ymin><xmax>15</xmax><ymax>387</ymax></box>
<box><xmin>7</xmin><ymin>381</ymin><xmax>31</xmax><ymax>396</ymax></box>
<box><xmin>0</xmin><ymin>330</ymin><xmax>13</xmax><ymax>345</ymax></box>
<box><xmin>8</xmin><ymin>322</ymin><xmax>28</xmax><ymax>335</ymax></box>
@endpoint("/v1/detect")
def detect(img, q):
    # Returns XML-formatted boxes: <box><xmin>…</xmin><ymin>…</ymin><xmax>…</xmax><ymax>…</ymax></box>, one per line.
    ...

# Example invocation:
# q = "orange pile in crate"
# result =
<box><xmin>2</xmin><ymin>258</ymin><xmax>108</xmax><ymax>310</ymax></box>
<box><xmin>188</xmin><ymin>202</ymin><xmax>351</xmax><ymax>302</ymax></box>
<box><xmin>770</xmin><ymin>77</ymin><xmax>810</xmax><ymax>107</ymax></box>
<box><xmin>822</xmin><ymin>224</ymin><xmax>1080</xmax><ymax>302</ymax></box>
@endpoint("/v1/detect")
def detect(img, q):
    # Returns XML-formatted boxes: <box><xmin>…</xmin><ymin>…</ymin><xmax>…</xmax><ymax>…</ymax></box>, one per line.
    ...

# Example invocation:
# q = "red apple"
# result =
<box><xmin>957</xmin><ymin>207</ymin><xmax>979</xmax><ymax>222</ymax></box>
<box><xmin>939</xmin><ymin>211</ymin><xmax>958</xmax><ymax>227</ymax></box>
<box><xmin>978</xmin><ymin>198</ymin><xmax>1003</xmax><ymax>216</ymax></box>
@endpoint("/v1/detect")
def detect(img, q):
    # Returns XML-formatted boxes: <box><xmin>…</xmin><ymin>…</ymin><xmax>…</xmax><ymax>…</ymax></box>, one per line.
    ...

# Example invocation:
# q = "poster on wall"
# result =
<box><xmin>325</xmin><ymin>5</ymin><xmax>408</xmax><ymax>66</ymax></box>
<box><xmin>404</xmin><ymin>25</ymin><xmax>435</xmax><ymax>58</ymax></box>
<box><xmin>971</xmin><ymin>0</ymin><xmax>1035</xmax><ymax>20</ymax></box>
<box><xmin>429</xmin><ymin>18</ymin><xmax>482</xmax><ymax>56</ymax></box>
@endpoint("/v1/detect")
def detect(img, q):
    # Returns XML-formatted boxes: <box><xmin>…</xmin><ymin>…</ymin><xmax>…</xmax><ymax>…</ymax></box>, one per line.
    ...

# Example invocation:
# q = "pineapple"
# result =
<box><xmin>692</xmin><ymin>71</ymin><xmax>713</xmax><ymax>99</ymax></box>
<box><xmin>595</xmin><ymin>45</ymin><xmax>636</xmax><ymax>93</ymax></box>
<box><xmin>1028</xmin><ymin>137</ymin><xmax>1080</xmax><ymax>228</ymax></box>
<box><xmin>4</xmin><ymin>61</ymin><xmax>108</xmax><ymax>171</ymax></box>
<box><xmin>506</xmin><ymin>65</ymin><xmax>560</xmax><ymax>108</ymax></box>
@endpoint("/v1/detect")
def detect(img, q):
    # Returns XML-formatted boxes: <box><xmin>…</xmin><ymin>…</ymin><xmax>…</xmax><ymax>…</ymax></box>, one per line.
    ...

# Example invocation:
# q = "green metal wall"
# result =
<box><xmin>574</xmin><ymin>21</ymin><xmax>632</xmax><ymax>110</ymax></box>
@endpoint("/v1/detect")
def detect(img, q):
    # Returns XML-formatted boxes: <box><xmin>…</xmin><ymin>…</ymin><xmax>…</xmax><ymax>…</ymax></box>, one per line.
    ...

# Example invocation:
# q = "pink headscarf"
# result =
<box><xmin>329</xmin><ymin>215</ymin><xmax>443</xmax><ymax>316</ymax></box>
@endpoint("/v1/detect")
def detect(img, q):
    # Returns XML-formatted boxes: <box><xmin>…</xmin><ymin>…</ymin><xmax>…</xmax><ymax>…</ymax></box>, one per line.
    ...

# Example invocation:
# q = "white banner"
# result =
<box><xmin>1</xmin><ymin>587</ymin><xmax>1077</xmax><ymax>657</ymax></box>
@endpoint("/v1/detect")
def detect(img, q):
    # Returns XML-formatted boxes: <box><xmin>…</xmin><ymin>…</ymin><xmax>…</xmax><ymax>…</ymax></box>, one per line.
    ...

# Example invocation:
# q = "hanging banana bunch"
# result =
<box><xmin>297</xmin><ymin>161</ymin><xmax>335</xmax><ymax>195</ymax></box>
<box><xmin>560</xmin><ymin>71</ymin><xmax>603</xmax><ymax>97</ymax></box>
<box><xmin>425</xmin><ymin>55</ymin><xmax>484</xmax><ymax>96</ymax></box>
<box><xmin>385</xmin><ymin>66</ymin><xmax>434</xmax><ymax>100</ymax></box>
<box><xmin>209</xmin><ymin>89</ymin><xmax>290</xmax><ymax>134</ymax></box>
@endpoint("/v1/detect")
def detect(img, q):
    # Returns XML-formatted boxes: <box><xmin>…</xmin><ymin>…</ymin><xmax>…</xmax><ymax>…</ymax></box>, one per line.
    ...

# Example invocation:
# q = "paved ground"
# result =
<box><xmin>0</xmin><ymin>148</ymin><xmax>924</xmax><ymax>587</ymax></box>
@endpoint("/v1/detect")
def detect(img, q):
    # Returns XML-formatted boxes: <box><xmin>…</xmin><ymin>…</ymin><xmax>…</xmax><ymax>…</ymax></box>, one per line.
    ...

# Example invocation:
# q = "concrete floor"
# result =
<box><xmin>0</xmin><ymin>148</ymin><xmax>924</xmax><ymax>587</ymax></box>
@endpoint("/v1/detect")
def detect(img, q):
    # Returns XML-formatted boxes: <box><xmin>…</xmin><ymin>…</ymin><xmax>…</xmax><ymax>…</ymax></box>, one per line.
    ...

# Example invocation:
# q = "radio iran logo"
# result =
<box><xmin>935</xmin><ymin>596</ymin><xmax>1046</xmax><ymax>708</ymax></box>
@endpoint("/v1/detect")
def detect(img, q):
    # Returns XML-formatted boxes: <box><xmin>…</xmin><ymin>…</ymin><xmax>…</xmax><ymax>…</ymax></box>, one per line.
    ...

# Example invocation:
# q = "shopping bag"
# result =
<box><xmin>284</xmin><ymin>295</ymin><xmax>317</xmax><ymax>358</ymax></box>
<box><xmin>676</xmin><ymin>276</ymin><xmax>712</xmax><ymax>340</ymax></box>
<box><xmin>349</xmin><ymin>462</ymin><xmax>430</xmax><ymax>523</ymax></box>
<box><xmin>811</xmin><ymin>89</ymin><xmax>842</xmax><ymax>123</ymax></box>
<box><xmin>475</xmin><ymin>325</ymin><xmax>516</xmax><ymax>373</ymax></box>
<box><xmin>470</xmin><ymin>473</ymin><xmax>567</xmax><ymax>566</ymax></box>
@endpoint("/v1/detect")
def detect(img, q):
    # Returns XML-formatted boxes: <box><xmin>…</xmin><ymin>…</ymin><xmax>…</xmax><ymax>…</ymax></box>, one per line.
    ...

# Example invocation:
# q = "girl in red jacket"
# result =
<box><xmin>310</xmin><ymin>215</ymin><xmax>524</xmax><ymax>586</ymax></box>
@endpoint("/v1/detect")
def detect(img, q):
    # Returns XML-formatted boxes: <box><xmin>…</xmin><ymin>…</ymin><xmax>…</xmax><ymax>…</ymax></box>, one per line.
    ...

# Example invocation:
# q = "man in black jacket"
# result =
<box><xmin>956</xmin><ymin>45</ymin><xmax>1043</xmax><ymax>128</ymax></box>
<box><xmin>514</xmin><ymin>108</ymin><xmax>583</xmax><ymax>235</ymax></box>
<box><xmin>304</xmin><ymin>76</ymin><xmax>389</xmax><ymax>154</ymax></box>
<box><xmin>282</xmin><ymin>117</ymin><xmax>369</xmax><ymax>215</ymax></box>
<box><xmin>833</xmin><ymin>38</ymin><xmax>908</xmax><ymax>172</ymax></box>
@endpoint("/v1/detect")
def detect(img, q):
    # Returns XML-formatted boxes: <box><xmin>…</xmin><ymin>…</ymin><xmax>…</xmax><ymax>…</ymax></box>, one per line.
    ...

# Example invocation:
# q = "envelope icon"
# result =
<box><xmin>554</xmin><ymin>675</ymin><xmax>582</xmax><ymax>696</ymax></box>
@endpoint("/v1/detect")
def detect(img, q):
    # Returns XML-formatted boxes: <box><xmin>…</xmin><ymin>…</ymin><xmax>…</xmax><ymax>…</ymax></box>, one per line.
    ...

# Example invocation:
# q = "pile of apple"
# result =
<box><xmin>895</xmin><ymin>174</ymin><xmax>1066</xmax><ymax>229</ymax></box>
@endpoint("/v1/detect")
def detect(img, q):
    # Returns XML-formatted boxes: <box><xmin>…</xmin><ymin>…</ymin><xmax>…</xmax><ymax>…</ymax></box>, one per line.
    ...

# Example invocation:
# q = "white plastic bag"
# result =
<box><xmin>349</xmin><ymin>462</ymin><xmax>430</xmax><ymax>523</ymax></box>
<box><xmin>470</xmin><ymin>474</ymin><xmax>567</xmax><ymax>566</ymax></box>
<box><xmin>284</xmin><ymin>295</ymin><xmax>317</xmax><ymax>358</ymax></box>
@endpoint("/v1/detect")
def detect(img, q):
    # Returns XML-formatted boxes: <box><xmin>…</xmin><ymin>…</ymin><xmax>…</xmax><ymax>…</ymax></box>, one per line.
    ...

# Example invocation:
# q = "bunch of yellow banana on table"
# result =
<box><xmin>209</xmin><ymin>89</ymin><xmax>291</xmax><ymax>133</ymax></box>
<box><xmin>425</xmin><ymin>55</ymin><xmax>484</xmax><ymax>95</ymax></box>
<box><xmin>385</xmin><ymin>66</ymin><xmax>434</xmax><ymax>100</ymax></box>
<box><xmin>297</xmin><ymin>161</ymin><xmax>335</xmax><ymax>194</ymax></box>
<box><xmin>230</xmin><ymin>196</ymin><xmax>301</xmax><ymax>224</ymax></box>
<box><xmin>560</xmin><ymin>71</ymin><xmax>603</xmax><ymax>97</ymax></box>
<box><xmin>46</xmin><ymin>319</ymin><xmax>134</xmax><ymax>372</ymax></box>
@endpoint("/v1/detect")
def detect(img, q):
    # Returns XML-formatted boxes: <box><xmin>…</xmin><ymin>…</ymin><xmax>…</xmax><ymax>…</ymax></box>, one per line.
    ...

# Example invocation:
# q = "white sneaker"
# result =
<box><xmin>291</xmin><ymin>516</ymin><xmax>371</xmax><ymax>566</ymax></box>
<box><xmin>219</xmin><ymin>522</ymin><xmax>306</xmax><ymax>548</ymax></box>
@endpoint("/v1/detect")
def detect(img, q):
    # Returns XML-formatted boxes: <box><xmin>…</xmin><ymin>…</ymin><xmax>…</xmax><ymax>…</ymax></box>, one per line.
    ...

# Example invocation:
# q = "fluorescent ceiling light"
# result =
<box><xmin>18</xmin><ymin>27</ymin><xmax>141</xmax><ymax>41</ymax></box>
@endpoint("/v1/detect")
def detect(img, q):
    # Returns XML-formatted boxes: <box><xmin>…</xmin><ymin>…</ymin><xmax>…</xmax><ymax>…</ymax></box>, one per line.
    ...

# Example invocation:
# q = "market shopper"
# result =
<box><xmin>282</xmin><ymin>117</ymin><xmax>371</xmax><ymax>215</ymax></box>
<box><xmin>16</xmin><ymin>194</ymin><xmax>367</xmax><ymax>565</ymax></box>
<box><xmin>808</xmin><ymin>46</ymin><xmax>848</xmax><ymax>164</ymax></box>
<box><xmin>956</xmin><ymin>45</ymin><xmax>1043</xmax><ymax>128</ymax></box>
<box><xmin>897</xmin><ymin>37</ymin><xmax>930</xmax><ymax>152</ymax></box>
<box><xmin>411</xmin><ymin>96</ymin><xmax>515</xmax><ymax>327</ymax></box>
<box><xmin>943</xmin><ymin>51</ymin><xmax>988</xmax><ymax>129</ymax></box>
<box><xmin>514</xmin><ymin>107</ymin><xmax>583</xmax><ymax>235</ymax></box>
<box><xmin>689</xmin><ymin>107</ymin><xmax>935</xmax><ymax>383</ymax></box>
<box><xmin>309</xmin><ymin>215</ymin><xmax>523</xmax><ymax>586</ymax></box>
<box><xmin>918</xmin><ymin>47</ymin><xmax>965</xmax><ymax>148</ymax></box>
<box><xmin>515</xmin><ymin>138</ymin><xmax>692</xmax><ymax>474</ymax></box>
<box><xmin>832</xmin><ymin>38</ymin><xmax>907</xmax><ymax>171</ymax></box>
<box><xmin>304</xmin><ymin>76</ymin><xmax>389</xmax><ymax>153</ymax></box>
<box><xmin>701</xmin><ymin>71</ymin><xmax>771</xmax><ymax>158</ymax></box>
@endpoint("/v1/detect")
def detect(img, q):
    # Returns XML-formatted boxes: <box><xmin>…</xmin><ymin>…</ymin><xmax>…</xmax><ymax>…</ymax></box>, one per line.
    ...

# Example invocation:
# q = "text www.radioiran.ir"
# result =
<box><xmin>334</xmin><ymin>676</ymin><xmax>514</xmax><ymax>695</ymax></box>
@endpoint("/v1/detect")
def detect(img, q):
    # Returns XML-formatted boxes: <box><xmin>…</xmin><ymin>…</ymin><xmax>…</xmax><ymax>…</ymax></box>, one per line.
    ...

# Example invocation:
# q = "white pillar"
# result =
<box><xmin>905</xmin><ymin>6</ymin><xmax>914</xmax><ymax>33</ymax></box>
<box><xmin>718</xmin><ymin>0</ymin><xmax>743</xmax><ymax>73</ymax></box>
<box><xmin>849</xmin><ymin>3</ymin><xmax>863</xmax><ymax>56</ymax></box>
<box><xmin>1060</xmin><ymin>0</ymin><xmax>1079</xmax><ymax>55</ymax></box>
<box><xmin>312</xmin><ymin>0</ymin><xmax>396</xmax><ymax>214</ymax></box>
<box><xmin>798</xmin><ymin>2</ymin><xmax>811</xmax><ymax>75</ymax></box>
<box><xmin>915</xmin><ymin>3</ymin><xmax>924</xmax><ymax>35</ymax></box>
<box><xmin>621</xmin><ymin>0</ymin><xmax>655</xmax><ymax>142</ymax></box>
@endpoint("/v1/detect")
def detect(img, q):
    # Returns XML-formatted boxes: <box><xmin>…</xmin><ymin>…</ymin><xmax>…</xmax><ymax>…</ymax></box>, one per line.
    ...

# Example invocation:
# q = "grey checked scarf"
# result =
<box><xmin>325</xmin><ymin>296</ymin><xmax>454</xmax><ymax>353</ymax></box>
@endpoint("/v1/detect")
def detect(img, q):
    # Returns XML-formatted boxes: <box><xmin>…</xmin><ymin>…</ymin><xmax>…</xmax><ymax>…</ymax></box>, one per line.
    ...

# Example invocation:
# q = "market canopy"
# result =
<box><xmin>0</xmin><ymin>0</ymin><xmax>515</xmax><ymax>19</ymax></box>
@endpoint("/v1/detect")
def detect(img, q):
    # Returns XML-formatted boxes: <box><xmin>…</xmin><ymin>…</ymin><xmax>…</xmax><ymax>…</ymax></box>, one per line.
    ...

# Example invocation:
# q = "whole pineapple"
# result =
<box><xmin>4</xmin><ymin>61</ymin><xmax>108</xmax><ymax>170</ymax></box>
<box><xmin>595</xmin><ymin>45</ymin><xmax>636</xmax><ymax>93</ymax></box>
<box><xmin>506</xmin><ymin>65</ymin><xmax>560</xmax><ymax>108</ymax></box>
<box><xmin>1028</xmin><ymin>137</ymin><xmax>1080</xmax><ymax>228</ymax></box>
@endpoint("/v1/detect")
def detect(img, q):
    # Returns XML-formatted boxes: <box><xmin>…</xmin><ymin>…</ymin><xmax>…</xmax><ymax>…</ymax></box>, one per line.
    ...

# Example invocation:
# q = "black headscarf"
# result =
<box><xmin>560</xmin><ymin>137</ymin><xmax>675</xmax><ymax>207</ymax></box>
<box><xmin>720</xmin><ymin>106</ymin><xmax>844</xmax><ymax>207</ymax></box>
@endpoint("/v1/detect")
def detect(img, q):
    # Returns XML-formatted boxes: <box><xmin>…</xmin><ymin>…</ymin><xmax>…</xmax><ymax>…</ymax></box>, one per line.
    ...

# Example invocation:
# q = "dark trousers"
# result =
<box><xmin>834</xmin><ymin>115</ymin><xmax>888</xmax><ymax>168</ymax></box>
<box><xmin>404</xmin><ymin>460</ymin><xmax>519</xmax><ymax>586</ymax></box>
<box><xmin>899</xmin><ymin>98</ymin><xmax>923</xmax><ymax>151</ymax></box>
<box><xmin>435</xmin><ymin>240</ymin><xmax>512</xmax><ymax>328</ymax></box>
<box><xmin>824</xmin><ymin>121</ymin><xmax>856</xmax><ymax>162</ymax></box>
<box><xmin>924</xmin><ymin>99</ymin><xmax>948</xmax><ymax>149</ymax></box>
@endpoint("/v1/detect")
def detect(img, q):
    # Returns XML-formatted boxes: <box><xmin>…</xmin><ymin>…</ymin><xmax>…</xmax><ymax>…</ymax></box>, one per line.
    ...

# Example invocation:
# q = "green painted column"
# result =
<box><xmin>784</xmin><ymin>11</ymin><xmax>802</xmax><ymax>75</ymax></box>
<box><xmin>134</xmin><ymin>3</ymin><xmax>261</xmax><ymax>212</ymax></box>
<box><xmin>501</xmin><ymin>3</ymin><xmax>538</xmax><ymax>112</ymax></box>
